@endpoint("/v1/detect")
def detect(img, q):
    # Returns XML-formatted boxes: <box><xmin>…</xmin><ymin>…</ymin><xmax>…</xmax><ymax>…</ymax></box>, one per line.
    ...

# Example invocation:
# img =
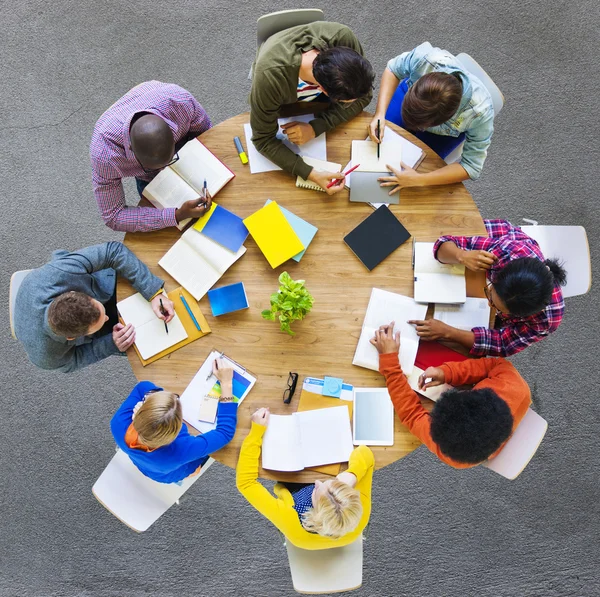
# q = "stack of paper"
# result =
<box><xmin>264</xmin><ymin>199</ymin><xmax>317</xmax><ymax>261</ymax></box>
<box><xmin>243</xmin><ymin>201</ymin><xmax>305</xmax><ymax>268</ymax></box>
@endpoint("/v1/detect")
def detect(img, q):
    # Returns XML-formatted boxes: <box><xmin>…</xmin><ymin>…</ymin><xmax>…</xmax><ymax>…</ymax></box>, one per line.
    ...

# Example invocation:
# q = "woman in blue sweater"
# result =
<box><xmin>110</xmin><ymin>359</ymin><xmax>237</xmax><ymax>484</ymax></box>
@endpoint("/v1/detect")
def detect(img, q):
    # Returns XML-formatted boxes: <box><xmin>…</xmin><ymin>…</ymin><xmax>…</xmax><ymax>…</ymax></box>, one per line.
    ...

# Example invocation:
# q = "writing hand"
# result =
<box><xmin>308</xmin><ymin>169</ymin><xmax>345</xmax><ymax>195</ymax></box>
<box><xmin>151</xmin><ymin>294</ymin><xmax>175</xmax><ymax>323</ymax></box>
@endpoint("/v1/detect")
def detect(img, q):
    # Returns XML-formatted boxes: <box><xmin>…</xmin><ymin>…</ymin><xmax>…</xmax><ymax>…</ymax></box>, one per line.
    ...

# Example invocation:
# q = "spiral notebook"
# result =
<box><xmin>296</xmin><ymin>157</ymin><xmax>342</xmax><ymax>191</ymax></box>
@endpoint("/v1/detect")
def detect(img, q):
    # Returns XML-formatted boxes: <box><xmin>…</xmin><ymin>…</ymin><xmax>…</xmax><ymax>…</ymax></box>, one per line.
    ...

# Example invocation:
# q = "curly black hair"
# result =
<box><xmin>312</xmin><ymin>46</ymin><xmax>374</xmax><ymax>102</ymax></box>
<box><xmin>493</xmin><ymin>257</ymin><xmax>567</xmax><ymax>317</ymax></box>
<box><xmin>430</xmin><ymin>388</ymin><xmax>514</xmax><ymax>464</ymax></box>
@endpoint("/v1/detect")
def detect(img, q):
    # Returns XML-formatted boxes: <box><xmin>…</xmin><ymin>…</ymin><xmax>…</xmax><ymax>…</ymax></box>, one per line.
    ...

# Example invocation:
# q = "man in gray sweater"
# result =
<box><xmin>14</xmin><ymin>242</ymin><xmax>173</xmax><ymax>373</ymax></box>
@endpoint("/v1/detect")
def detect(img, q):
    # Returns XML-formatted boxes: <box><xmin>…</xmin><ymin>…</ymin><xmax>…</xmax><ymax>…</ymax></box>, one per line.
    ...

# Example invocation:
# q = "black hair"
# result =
<box><xmin>430</xmin><ymin>388</ymin><xmax>514</xmax><ymax>464</ymax></box>
<box><xmin>312</xmin><ymin>47</ymin><xmax>374</xmax><ymax>102</ymax></box>
<box><xmin>493</xmin><ymin>257</ymin><xmax>567</xmax><ymax>317</ymax></box>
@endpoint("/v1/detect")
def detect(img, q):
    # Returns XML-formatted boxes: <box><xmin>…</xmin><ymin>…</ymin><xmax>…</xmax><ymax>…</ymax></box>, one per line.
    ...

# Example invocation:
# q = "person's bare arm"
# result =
<box><xmin>368</xmin><ymin>68</ymin><xmax>401</xmax><ymax>143</ymax></box>
<box><xmin>379</xmin><ymin>162</ymin><xmax>470</xmax><ymax>194</ymax></box>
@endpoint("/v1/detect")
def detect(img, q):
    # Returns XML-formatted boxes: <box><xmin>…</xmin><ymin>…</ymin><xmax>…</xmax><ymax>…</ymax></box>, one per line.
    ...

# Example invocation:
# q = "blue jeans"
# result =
<box><xmin>385</xmin><ymin>79</ymin><xmax>465</xmax><ymax>159</ymax></box>
<box><xmin>136</xmin><ymin>178</ymin><xmax>149</xmax><ymax>198</ymax></box>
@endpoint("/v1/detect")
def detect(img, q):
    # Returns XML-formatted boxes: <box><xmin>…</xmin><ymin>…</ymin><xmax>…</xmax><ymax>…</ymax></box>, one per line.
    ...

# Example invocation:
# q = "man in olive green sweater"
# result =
<box><xmin>250</xmin><ymin>22</ymin><xmax>374</xmax><ymax>194</ymax></box>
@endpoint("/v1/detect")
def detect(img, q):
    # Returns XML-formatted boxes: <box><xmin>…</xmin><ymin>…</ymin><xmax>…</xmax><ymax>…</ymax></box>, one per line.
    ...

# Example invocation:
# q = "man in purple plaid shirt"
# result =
<box><xmin>90</xmin><ymin>81</ymin><xmax>212</xmax><ymax>232</ymax></box>
<box><xmin>408</xmin><ymin>220</ymin><xmax>567</xmax><ymax>357</ymax></box>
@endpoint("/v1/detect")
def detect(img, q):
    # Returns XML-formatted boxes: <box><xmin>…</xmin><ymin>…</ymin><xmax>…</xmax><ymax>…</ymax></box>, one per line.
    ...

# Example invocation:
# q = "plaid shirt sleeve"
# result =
<box><xmin>186</xmin><ymin>94</ymin><xmax>212</xmax><ymax>136</ymax></box>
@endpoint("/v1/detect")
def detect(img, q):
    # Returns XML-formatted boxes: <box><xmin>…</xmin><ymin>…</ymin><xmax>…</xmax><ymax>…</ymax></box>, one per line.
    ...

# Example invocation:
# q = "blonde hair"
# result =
<box><xmin>133</xmin><ymin>391</ymin><xmax>182</xmax><ymax>449</ymax></box>
<box><xmin>301</xmin><ymin>480</ymin><xmax>363</xmax><ymax>539</ymax></box>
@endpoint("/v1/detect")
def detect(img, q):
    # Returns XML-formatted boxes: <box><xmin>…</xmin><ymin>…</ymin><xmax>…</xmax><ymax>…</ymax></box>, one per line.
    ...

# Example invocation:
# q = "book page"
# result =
<box><xmin>132</xmin><ymin>314</ymin><xmax>188</xmax><ymax>361</ymax></box>
<box><xmin>171</xmin><ymin>139</ymin><xmax>234</xmax><ymax>196</ymax></box>
<box><xmin>142</xmin><ymin>167</ymin><xmax>200</xmax><ymax>209</ymax></box>
<box><xmin>379</xmin><ymin>126</ymin><xmax>424</xmax><ymax>169</ymax></box>
<box><xmin>181</xmin><ymin>227</ymin><xmax>246</xmax><ymax>274</ymax></box>
<box><xmin>294</xmin><ymin>406</ymin><xmax>354</xmax><ymax>468</ymax></box>
<box><xmin>262</xmin><ymin>415</ymin><xmax>304</xmax><ymax>471</ymax></box>
<box><xmin>117</xmin><ymin>293</ymin><xmax>157</xmax><ymax>328</ymax></box>
<box><xmin>414</xmin><ymin>273</ymin><xmax>466</xmax><ymax>305</ymax></box>
<box><xmin>434</xmin><ymin>298</ymin><xmax>491</xmax><ymax>330</ymax></box>
<box><xmin>353</xmin><ymin>289</ymin><xmax>427</xmax><ymax>372</ymax></box>
<box><xmin>158</xmin><ymin>238</ymin><xmax>221</xmax><ymax>301</ymax></box>
<box><xmin>352</xmin><ymin>140</ymin><xmax>401</xmax><ymax>172</ymax></box>
<box><xmin>414</xmin><ymin>242</ymin><xmax>465</xmax><ymax>275</ymax></box>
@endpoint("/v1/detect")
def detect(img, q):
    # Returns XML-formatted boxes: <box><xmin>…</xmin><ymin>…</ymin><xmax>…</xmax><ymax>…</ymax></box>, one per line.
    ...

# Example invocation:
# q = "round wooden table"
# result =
<box><xmin>119</xmin><ymin>111</ymin><xmax>486</xmax><ymax>482</ymax></box>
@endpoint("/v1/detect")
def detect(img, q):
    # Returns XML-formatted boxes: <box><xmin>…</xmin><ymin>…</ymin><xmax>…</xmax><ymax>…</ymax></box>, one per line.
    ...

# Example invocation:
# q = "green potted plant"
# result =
<box><xmin>261</xmin><ymin>272</ymin><xmax>314</xmax><ymax>336</ymax></box>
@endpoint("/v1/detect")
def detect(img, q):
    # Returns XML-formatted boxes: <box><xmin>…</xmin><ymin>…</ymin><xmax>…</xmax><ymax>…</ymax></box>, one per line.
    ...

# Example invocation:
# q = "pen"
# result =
<box><xmin>159</xmin><ymin>298</ymin><xmax>169</xmax><ymax>334</ymax></box>
<box><xmin>326</xmin><ymin>163</ymin><xmax>361</xmax><ymax>189</ymax></box>
<box><xmin>377</xmin><ymin>119</ymin><xmax>381</xmax><ymax>159</ymax></box>
<box><xmin>179</xmin><ymin>293</ymin><xmax>201</xmax><ymax>331</ymax></box>
<box><xmin>412</xmin><ymin>237</ymin><xmax>416</xmax><ymax>269</ymax></box>
<box><xmin>234</xmin><ymin>136</ymin><xmax>249</xmax><ymax>164</ymax></box>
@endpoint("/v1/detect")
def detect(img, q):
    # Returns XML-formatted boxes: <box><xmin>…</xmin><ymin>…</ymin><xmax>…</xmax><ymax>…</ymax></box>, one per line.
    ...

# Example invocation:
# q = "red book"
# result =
<box><xmin>414</xmin><ymin>341</ymin><xmax>468</xmax><ymax>371</ymax></box>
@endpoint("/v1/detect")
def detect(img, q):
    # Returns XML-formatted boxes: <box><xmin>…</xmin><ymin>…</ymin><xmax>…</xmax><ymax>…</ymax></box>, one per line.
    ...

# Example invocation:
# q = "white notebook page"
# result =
<box><xmin>352</xmin><ymin>139</ymin><xmax>401</xmax><ymax>172</ymax></box>
<box><xmin>262</xmin><ymin>415</ymin><xmax>304</xmax><ymax>471</ymax></box>
<box><xmin>434</xmin><ymin>298</ymin><xmax>491</xmax><ymax>330</ymax></box>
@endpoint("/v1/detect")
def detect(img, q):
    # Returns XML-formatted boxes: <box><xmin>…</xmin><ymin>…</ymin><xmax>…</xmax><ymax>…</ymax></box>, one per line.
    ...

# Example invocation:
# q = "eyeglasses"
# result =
<box><xmin>484</xmin><ymin>282</ymin><xmax>502</xmax><ymax>314</ymax></box>
<box><xmin>136</xmin><ymin>151</ymin><xmax>179</xmax><ymax>175</ymax></box>
<box><xmin>283</xmin><ymin>372</ymin><xmax>299</xmax><ymax>404</ymax></box>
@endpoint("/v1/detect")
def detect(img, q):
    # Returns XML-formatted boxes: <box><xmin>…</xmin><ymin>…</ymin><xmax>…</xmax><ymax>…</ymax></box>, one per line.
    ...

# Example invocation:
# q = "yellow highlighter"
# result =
<box><xmin>234</xmin><ymin>136</ymin><xmax>249</xmax><ymax>165</ymax></box>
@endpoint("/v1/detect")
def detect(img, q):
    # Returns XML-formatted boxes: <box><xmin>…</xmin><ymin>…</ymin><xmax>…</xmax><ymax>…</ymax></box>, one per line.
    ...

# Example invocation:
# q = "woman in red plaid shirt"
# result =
<box><xmin>409</xmin><ymin>220</ymin><xmax>567</xmax><ymax>357</ymax></box>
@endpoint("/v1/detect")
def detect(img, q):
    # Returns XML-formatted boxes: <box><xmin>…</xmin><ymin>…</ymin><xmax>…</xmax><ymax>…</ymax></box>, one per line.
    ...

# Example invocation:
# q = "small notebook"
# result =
<box><xmin>180</xmin><ymin>350</ymin><xmax>257</xmax><ymax>433</ymax></box>
<box><xmin>117</xmin><ymin>293</ymin><xmax>188</xmax><ymax>361</ymax></box>
<box><xmin>352</xmin><ymin>288</ymin><xmax>428</xmax><ymax>373</ymax></box>
<box><xmin>407</xmin><ymin>366</ymin><xmax>454</xmax><ymax>402</ymax></box>
<box><xmin>261</xmin><ymin>405</ymin><xmax>354</xmax><ymax>472</ymax></box>
<box><xmin>351</xmin><ymin>139</ymin><xmax>401</xmax><ymax>173</ymax></box>
<box><xmin>142</xmin><ymin>138</ymin><xmax>235</xmax><ymax>230</ymax></box>
<box><xmin>265</xmin><ymin>199</ymin><xmax>318</xmax><ymax>261</ymax></box>
<box><xmin>159</xmin><ymin>227</ymin><xmax>246</xmax><ymax>300</ymax></box>
<box><xmin>434</xmin><ymin>297</ymin><xmax>491</xmax><ymax>330</ymax></box>
<box><xmin>208</xmin><ymin>282</ymin><xmax>249</xmax><ymax>316</ymax></box>
<box><xmin>296</xmin><ymin>157</ymin><xmax>342</xmax><ymax>191</ymax></box>
<box><xmin>200</xmin><ymin>205</ymin><xmax>249</xmax><ymax>253</ymax></box>
<box><xmin>342</xmin><ymin>160</ymin><xmax>390</xmax><ymax>210</ymax></box>
<box><xmin>350</xmin><ymin>171</ymin><xmax>398</xmax><ymax>205</ymax></box>
<box><xmin>413</xmin><ymin>241</ymin><xmax>466</xmax><ymax>304</ymax></box>
<box><xmin>344</xmin><ymin>205</ymin><xmax>411</xmax><ymax>271</ymax></box>
<box><xmin>243</xmin><ymin>201</ymin><xmax>305</xmax><ymax>268</ymax></box>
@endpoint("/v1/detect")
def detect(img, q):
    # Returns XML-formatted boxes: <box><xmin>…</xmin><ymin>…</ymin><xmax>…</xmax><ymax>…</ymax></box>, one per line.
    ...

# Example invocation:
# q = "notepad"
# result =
<box><xmin>180</xmin><ymin>350</ymin><xmax>257</xmax><ymax>433</ymax></box>
<box><xmin>265</xmin><ymin>199</ymin><xmax>317</xmax><ymax>261</ymax></box>
<box><xmin>407</xmin><ymin>366</ymin><xmax>454</xmax><ymax>402</ymax></box>
<box><xmin>117</xmin><ymin>293</ymin><xmax>188</xmax><ymax>361</ymax></box>
<box><xmin>413</xmin><ymin>241</ymin><xmax>466</xmax><ymax>304</ymax></box>
<box><xmin>351</xmin><ymin>139</ymin><xmax>401</xmax><ymax>173</ymax></box>
<box><xmin>142</xmin><ymin>138</ymin><xmax>235</xmax><ymax>229</ymax></box>
<box><xmin>243</xmin><ymin>114</ymin><xmax>328</xmax><ymax>174</ymax></box>
<box><xmin>159</xmin><ymin>227</ymin><xmax>246</xmax><ymax>301</ymax></box>
<box><xmin>352</xmin><ymin>288</ymin><xmax>428</xmax><ymax>373</ymax></box>
<box><xmin>295</xmin><ymin>157</ymin><xmax>342</xmax><ymax>191</ymax></box>
<box><xmin>200</xmin><ymin>205</ymin><xmax>249</xmax><ymax>253</ymax></box>
<box><xmin>350</xmin><ymin>171</ymin><xmax>398</xmax><ymax>205</ymax></box>
<box><xmin>262</xmin><ymin>406</ymin><xmax>354</xmax><ymax>472</ymax></box>
<box><xmin>208</xmin><ymin>282</ymin><xmax>249</xmax><ymax>316</ymax></box>
<box><xmin>434</xmin><ymin>298</ymin><xmax>491</xmax><ymax>330</ymax></box>
<box><xmin>243</xmin><ymin>201</ymin><xmax>305</xmax><ymax>268</ymax></box>
<box><xmin>344</xmin><ymin>205</ymin><xmax>411</xmax><ymax>271</ymax></box>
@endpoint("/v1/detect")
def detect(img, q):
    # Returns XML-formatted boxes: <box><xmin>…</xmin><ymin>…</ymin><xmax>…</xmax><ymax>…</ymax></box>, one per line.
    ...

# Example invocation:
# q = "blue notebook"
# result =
<box><xmin>265</xmin><ymin>199</ymin><xmax>317</xmax><ymax>261</ymax></box>
<box><xmin>208</xmin><ymin>282</ymin><xmax>249</xmax><ymax>316</ymax></box>
<box><xmin>201</xmin><ymin>205</ymin><xmax>249</xmax><ymax>252</ymax></box>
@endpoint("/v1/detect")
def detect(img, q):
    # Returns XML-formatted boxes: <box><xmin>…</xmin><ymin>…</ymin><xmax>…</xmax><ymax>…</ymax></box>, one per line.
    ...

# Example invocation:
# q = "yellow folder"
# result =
<box><xmin>243</xmin><ymin>201</ymin><xmax>305</xmax><ymax>268</ymax></box>
<box><xmin>129</xmin><ymin>287</ymin><xmax>211</xmax><ymax>366</ymax></box>
<box><xmin>192</xmin><ymin>201</ymin><xmax>218</xmax><ymax>232</ymax></box>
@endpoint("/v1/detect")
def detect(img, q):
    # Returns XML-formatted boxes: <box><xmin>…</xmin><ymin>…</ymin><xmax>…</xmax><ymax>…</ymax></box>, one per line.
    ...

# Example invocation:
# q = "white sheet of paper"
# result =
<box><xmin>413</xmin><ymin>242</ymin><xmax>466</xmax><ymax>304</ymax></box>
<box><xmin>352</xmin><ymin>140</ymin><xmax>401</xmax><ymax>173</ymax></box>
<box><xmin>352</xmin><ymin>288</ymin><xmax>427</xmax><ymax>373</ymax></box>
<box><xmin>378</xmin><ymin>126</ymin><xmax>424</xmax><ymax>169</ymax></box>
<box><xmin>117</xmin><ymin>293</ymin><xmax>188</xmax><ymax>361</ymax></box>
<box><xmin>244</xmin><ymin>114</ymin><xmax>327</xmax><ymax>174</ymax></box>
<box><xmin>295</xmin><ymin>406</ymin><xmax>354</xmax><ymax>468</ymax></box>
<box><xmin>434</xmin><ymin>298</ymin><xmax>491</xmax><ymax>330</ymax></box>
<box><xmin>262</xmin><ymin>415</ymin><xmax>305</xmax><ymax>471</ymax></box>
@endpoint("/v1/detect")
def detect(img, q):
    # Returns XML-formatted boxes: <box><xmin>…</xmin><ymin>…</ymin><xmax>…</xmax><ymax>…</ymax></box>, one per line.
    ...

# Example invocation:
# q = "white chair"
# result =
<box><xmin>257</xmin><ymin>9</ymin><xmax>324</xmax><ymax>47</ymax></box>
<box><xmin>520</xmin><ymin>223</ymin><xmax>591</xmax><ymax>298</ymax></box>
<box><xmin>285</xmin><ymin>536</ymin><xmax>363</xmax><ymax>594</ymax></box>
<box><xmin>445</xmin><ymin>53</ymin><xmax>505</xmax><ymax>164</ymax></box>
<box><xmin>483</xmin><ymin>408</ymin><xmax>548</xmax><ymax>480</ymax></box>
<box><xmin>92</xmin><ymin>448</ymin><xmax>214</xmax><ymax>532</ymax></box>
<box><xmin>9</xmin><ymin>269</ymin><xmax>32</xmax><ymax>340</ymax></box>
<box><xmin>250</xmin><ymin>9</ymin><xmax>324</xmax><ymax>80</ymax></box>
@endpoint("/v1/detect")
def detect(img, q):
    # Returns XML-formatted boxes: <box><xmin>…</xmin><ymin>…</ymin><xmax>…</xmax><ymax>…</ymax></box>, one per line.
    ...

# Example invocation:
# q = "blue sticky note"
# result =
<box><xmin>323</xmin><ymin>376</ymin><xmax>343</xmax><ymax>398</ymax></box>
<box><xmin>201</xmin><ymin>205</ymin><xmax>249</xmax><ymax>252</ymax></box>
<box><xmin>208</xmin><ymin>282</ymin><xmax>249</xmax><ymax>316</ymax></box>
<box><xmin>265</xmin><ymin>199</ymin><xmax>318</xmax><ymax>261</ymax></box>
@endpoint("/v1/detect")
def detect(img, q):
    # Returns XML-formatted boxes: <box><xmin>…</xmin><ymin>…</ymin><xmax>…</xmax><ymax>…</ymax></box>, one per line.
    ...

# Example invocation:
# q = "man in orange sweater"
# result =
<box><xmin>371</xmin><ymin>321</ymin><xmax>532</xmax><ymax>468</ymax></box>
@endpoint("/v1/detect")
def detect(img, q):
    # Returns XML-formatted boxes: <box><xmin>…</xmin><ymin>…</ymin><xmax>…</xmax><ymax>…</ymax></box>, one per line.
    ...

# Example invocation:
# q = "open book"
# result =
<box><xmin>353</xmin><ymin>288</ymin><xmax>427</xmax><ymax>373</ymax></box>
<box><xmin>413</xmin><ymin>241</ymin><xmax>466</xmax><ymax>304</ymax></box>
<box><xmin>142</xmin><ymin>138</ymin><xmax>235</xmax><ymax>229</ymax></box>
<box><xmin>117</xmin><ymin>293</ymin><xmax>188</xmax><ymax>360</ymax></box>
<box><xmin>434</xmin><ymin>297</ymin><xmax>491</xmax><ymax>330</ymax></box>
<box><xmin>262</xmin><ymin>406</ymin><xmax>354</xmax><ymax>472</ymax></box>
<box><xmin>159</xmin><ymin>227</ymin><xmax>246</xmax><ymax>301</ymax></box>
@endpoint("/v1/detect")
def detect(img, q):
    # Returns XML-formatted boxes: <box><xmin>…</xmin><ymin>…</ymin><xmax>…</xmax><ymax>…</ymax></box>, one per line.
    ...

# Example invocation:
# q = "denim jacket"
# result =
<box><xmin>387</xmin><ymin>42</ymin><xmax>495</xmax><ymax>179</ymax></box>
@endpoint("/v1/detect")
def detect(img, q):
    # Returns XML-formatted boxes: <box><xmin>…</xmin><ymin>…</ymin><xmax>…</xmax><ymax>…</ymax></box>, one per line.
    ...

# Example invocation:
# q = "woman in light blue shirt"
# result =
<box><xmin>369</xmin><ymin>42</ymin><xmax>496</xmax><ymax>194</ymax></box>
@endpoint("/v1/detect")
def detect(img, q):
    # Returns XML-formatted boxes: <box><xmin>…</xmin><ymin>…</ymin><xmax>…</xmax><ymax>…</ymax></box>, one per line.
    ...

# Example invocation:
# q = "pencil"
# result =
<box><xmin>179</xmin><ymin>293</ymin><xmax>201</xmax><ymax>331</ymax></box>
<box><xmin>326</xmin><ymin>163</ymin><xmax>361</xmax><ymax>189</ymax></box>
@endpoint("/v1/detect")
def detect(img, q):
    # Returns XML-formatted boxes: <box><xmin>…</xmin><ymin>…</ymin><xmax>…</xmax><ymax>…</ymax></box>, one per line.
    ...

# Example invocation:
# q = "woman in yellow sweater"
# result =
<box><xmin>236</xmin><ymin>408</ymin><xmax>375</xmax><ymax>550</ymax></box>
